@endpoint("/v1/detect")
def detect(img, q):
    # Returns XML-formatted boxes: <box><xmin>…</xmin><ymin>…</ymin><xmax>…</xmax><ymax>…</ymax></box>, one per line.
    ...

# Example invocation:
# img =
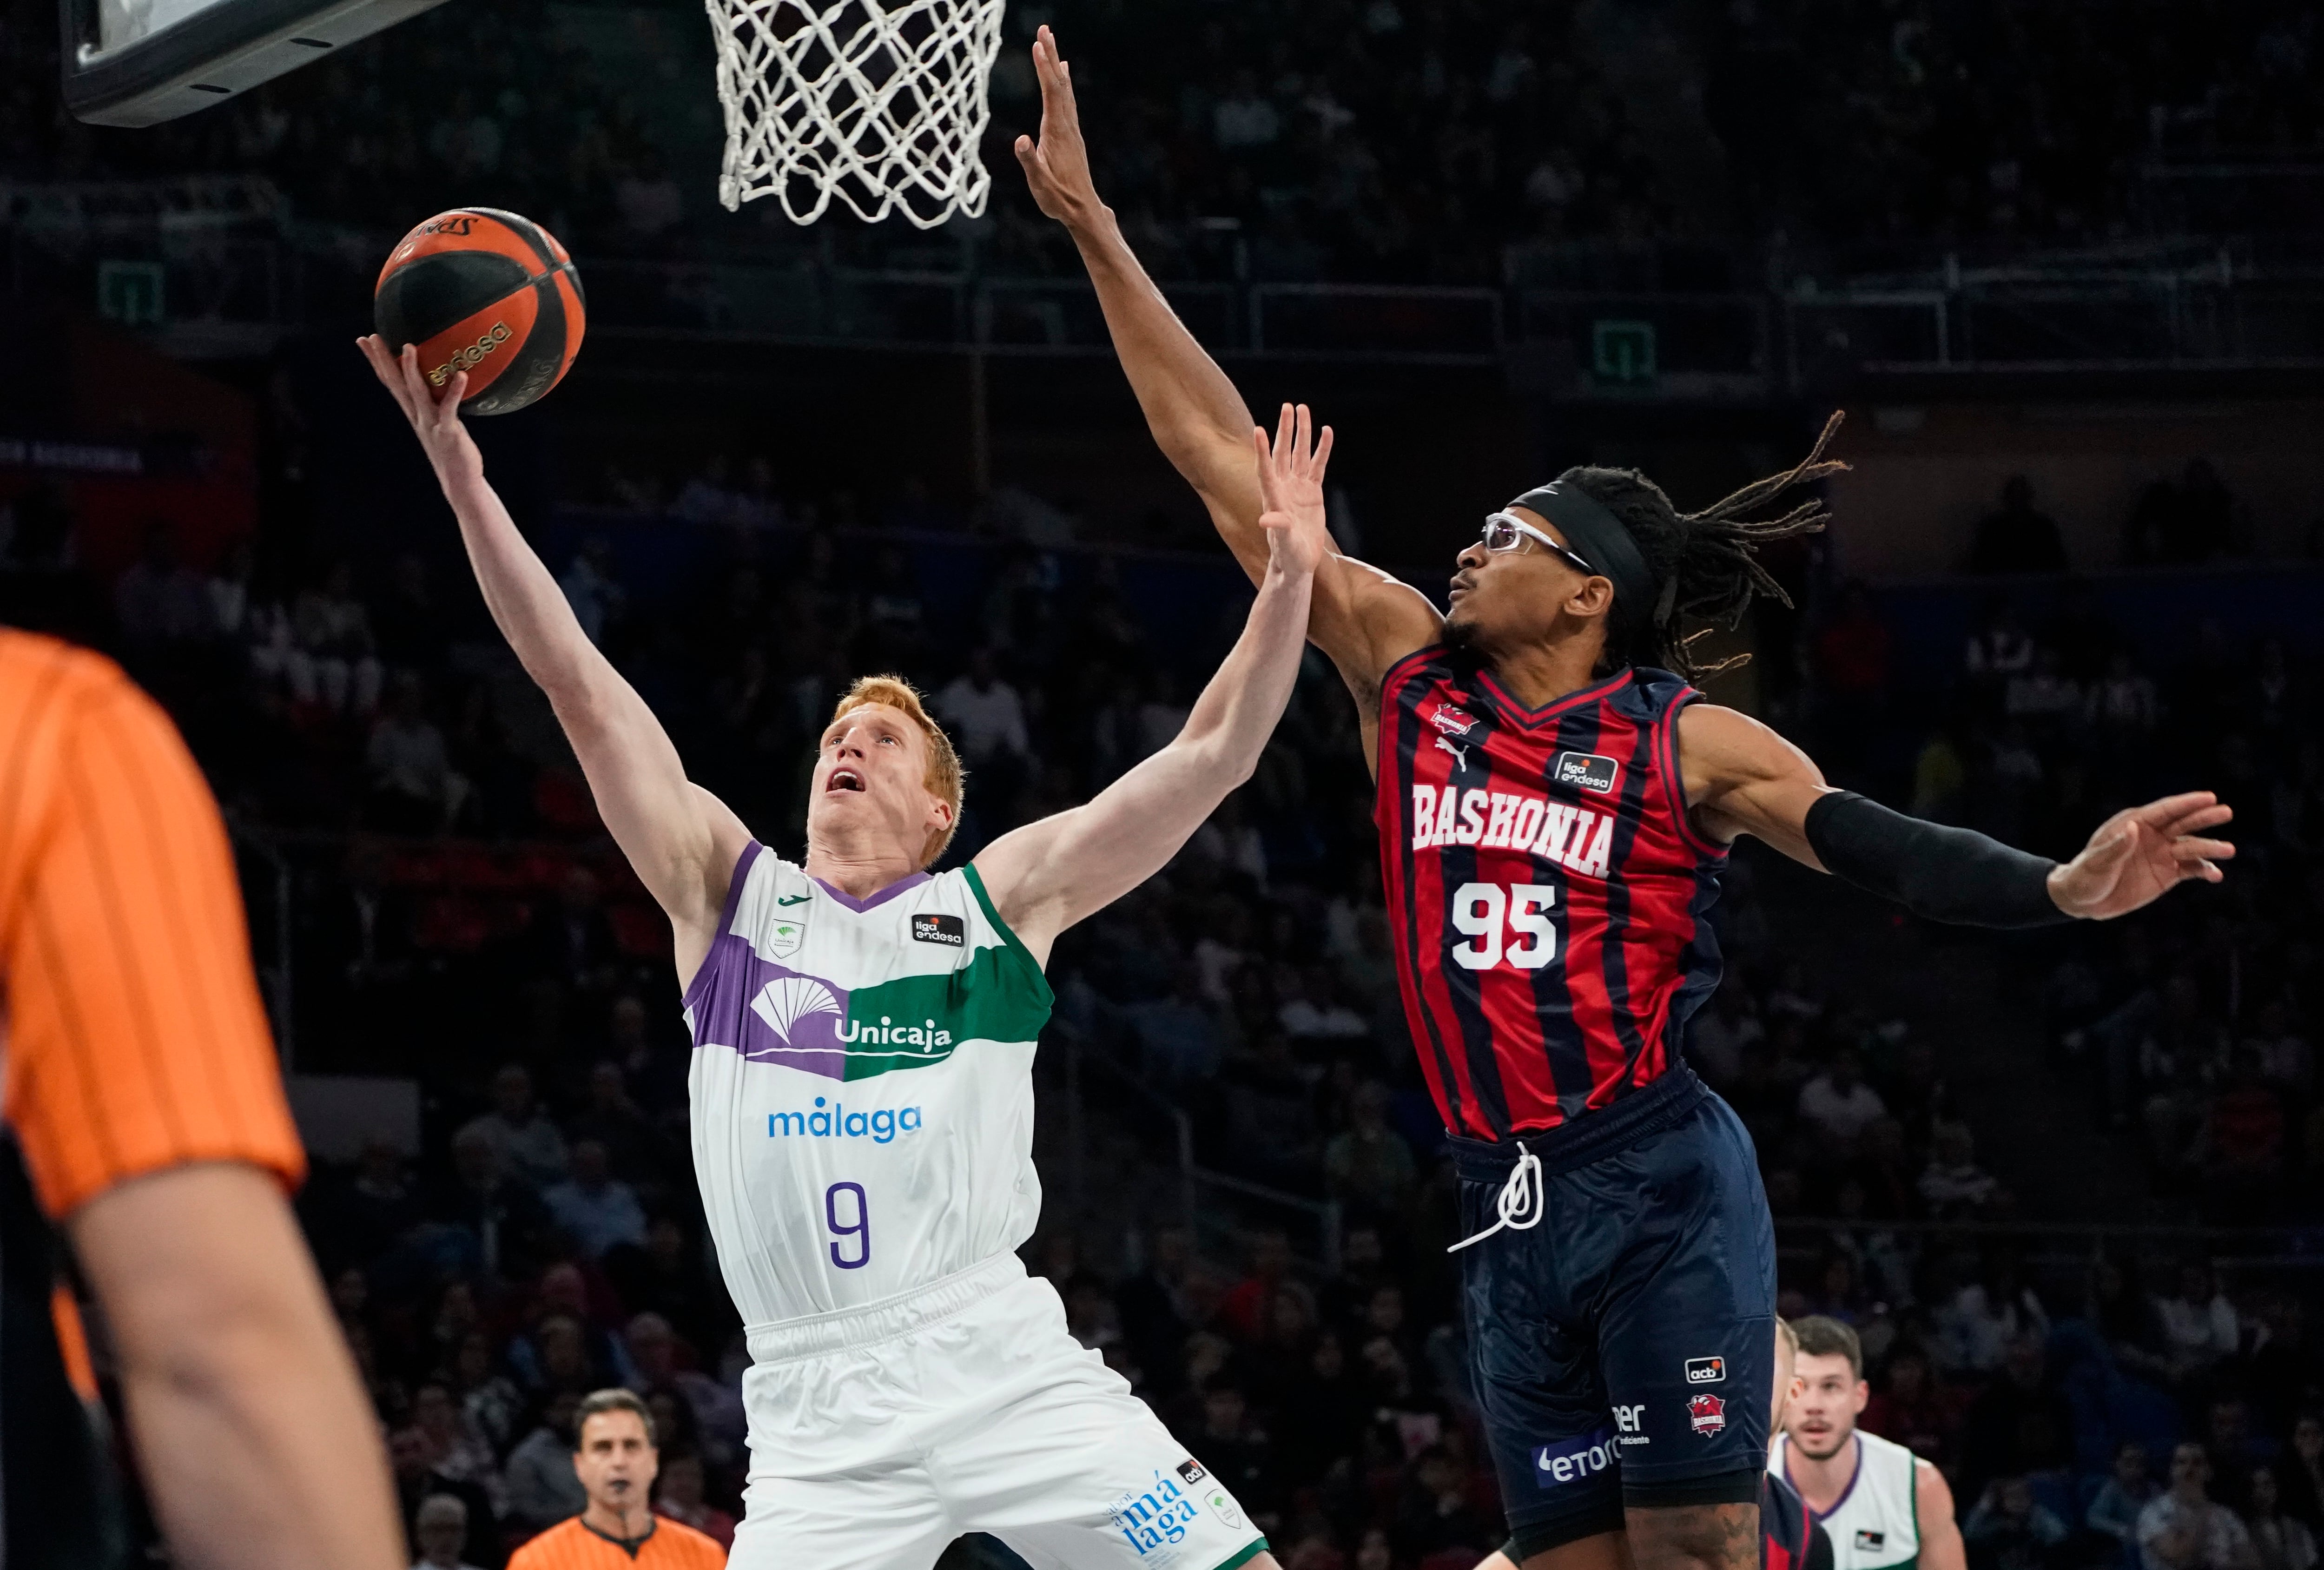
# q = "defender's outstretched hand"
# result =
<box><xmin>1254</xmin><ymin>402</ymin><xmax>1334</xmax><ymax>579</ymax></box>
<box><xmin>357</xmin><ymin>335</ymin><xmax>482</xmax><ymax>490</ymax></box>
<box><xmin>1012</xmin><ymin>26</ymin><xmax>1102</xmax><ymax>228</ymax></box>
<box><xmin>2047</xmin><ymin>790</ymin><xmax>2235</xmax><ymax>919</ymax></box>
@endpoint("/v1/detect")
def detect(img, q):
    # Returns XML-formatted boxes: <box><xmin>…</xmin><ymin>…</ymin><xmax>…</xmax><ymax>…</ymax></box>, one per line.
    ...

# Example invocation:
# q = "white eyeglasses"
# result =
<box><xmin>1482</xmin><ymin>511</ymin><xmax>1598</xmax><ymax>576</ymax></box>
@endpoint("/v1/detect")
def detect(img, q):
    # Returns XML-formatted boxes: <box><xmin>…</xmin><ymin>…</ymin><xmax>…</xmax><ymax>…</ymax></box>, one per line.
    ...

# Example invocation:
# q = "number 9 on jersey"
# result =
<box><xmin>825</xmin><ymin>1181</ymin><xmax>871</xmax><ymax>1269</ymax></box>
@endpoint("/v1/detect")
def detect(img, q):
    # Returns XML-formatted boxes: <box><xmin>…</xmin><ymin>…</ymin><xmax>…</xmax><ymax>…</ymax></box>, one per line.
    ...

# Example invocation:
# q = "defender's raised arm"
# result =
<box><xmin>358</xmin><ymin>337</ymin><xmax>748</xmax><ymax>973</ymax></box>
<box><xmin>1013</xmin><ymin>28</ymin><xmax>1261</xmax><ymax>571</ymax></box>
<box><xmin>973</xmin><ymin>405</ymin><xmax>1333</xmax><ymax>959</ymax></box>
<box><xmin>1015</xmin><ymin>27</ymin><xmax>1438</xmax><ymax>707</ymax></box>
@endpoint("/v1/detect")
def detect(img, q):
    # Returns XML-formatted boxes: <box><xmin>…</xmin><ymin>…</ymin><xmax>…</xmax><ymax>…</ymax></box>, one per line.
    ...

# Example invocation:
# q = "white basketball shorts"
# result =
<box><xmin>728</xmin><ymin>1253</ymin><xmax>1268</xmax><ymax>1570</ymax></box>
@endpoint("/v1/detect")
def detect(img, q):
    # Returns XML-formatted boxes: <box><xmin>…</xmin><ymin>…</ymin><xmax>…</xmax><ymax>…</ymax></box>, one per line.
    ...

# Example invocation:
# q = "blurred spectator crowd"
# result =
<box><xmin>1804</xmin><ymin>555</ymin><xmax>2324</xmax><ymax>1226</ymax></box>
<box><xmin>5</xmin><ymin>0</ymin><xmax>2323</xmax><ymax>287</ymax></box>
<box><xmin>1703</xmin><ymin>0</ymin><xmax>2324</xmax><ymax>259</ymax></box>
<box><xmin>7</xmin><ymin>434</ymin><xmax>2324</xmax><ymax>1567</ymax></box>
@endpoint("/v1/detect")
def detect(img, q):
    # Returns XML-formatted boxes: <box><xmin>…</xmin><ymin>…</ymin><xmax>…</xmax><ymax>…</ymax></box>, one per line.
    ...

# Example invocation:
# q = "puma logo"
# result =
<box><xmin>1434</xmin><ymin>735</ymin><xmax>1469</xmax><ymax>772</ymax></box>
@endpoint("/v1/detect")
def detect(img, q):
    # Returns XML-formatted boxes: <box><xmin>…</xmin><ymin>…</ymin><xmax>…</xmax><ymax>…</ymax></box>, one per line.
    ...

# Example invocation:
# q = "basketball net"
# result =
<box><xmin>706</xmin><ymin>0</ymin><xmax>1005</xmax><ymax>228</ymax></box>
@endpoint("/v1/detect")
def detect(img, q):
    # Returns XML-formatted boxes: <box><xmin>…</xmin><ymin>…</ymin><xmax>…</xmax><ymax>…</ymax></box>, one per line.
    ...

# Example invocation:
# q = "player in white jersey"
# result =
<box><xmin>363</xmin><ymin>334</ymin><xmax>1332</xmax><ymax>1570</ymax></box>
<box><xmin>1772</xmin><ymin>1318</ymin><xmax>1964</xmax><ymax>1570</ymax></box>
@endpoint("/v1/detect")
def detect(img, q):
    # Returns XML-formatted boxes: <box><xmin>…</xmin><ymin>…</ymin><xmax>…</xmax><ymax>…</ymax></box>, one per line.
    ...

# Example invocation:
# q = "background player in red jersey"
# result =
<box><xmin>1015</xmin><ymin>25</ymin><xmax>2235</xmax><ymax>1570</ymax></box>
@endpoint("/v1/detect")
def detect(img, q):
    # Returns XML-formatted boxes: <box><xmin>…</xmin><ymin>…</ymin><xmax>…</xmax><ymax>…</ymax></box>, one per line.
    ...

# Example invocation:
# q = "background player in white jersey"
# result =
<box><xmin>361</xmin><ymin>336</ymin><xmax>1334</xmax><ymax>1570</ymax></box>
<box><xmin>1773</xmin><ymin>1318</ymin><xmax>1964</xmax><ymax>1570</ymax></box>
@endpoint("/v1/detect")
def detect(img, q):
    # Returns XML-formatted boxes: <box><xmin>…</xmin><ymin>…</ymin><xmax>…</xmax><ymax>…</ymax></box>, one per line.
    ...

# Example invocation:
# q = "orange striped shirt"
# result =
<box><xmin>508</xmin><ymin>1515</ymin><xmax>726</xmax><ymax>1570</ymax></box>
<box><xmin>0</xmin><ymin>630</ymin><xmax>304</xmax><ymax>1217</ymax></box>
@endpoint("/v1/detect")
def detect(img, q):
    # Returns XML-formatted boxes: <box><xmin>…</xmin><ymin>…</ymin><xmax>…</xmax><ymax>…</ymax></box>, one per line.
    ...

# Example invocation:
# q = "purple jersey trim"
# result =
<box><xmin>721</xmin><ymin>841</ymin><xmax>766</xmax><ymax>927</ymax></box>
<box><xmin>682</xmin><ymin>840</ymin><xmax>766</xmax><ymax>1015</ymax></box>
<box><xmin>813</xmin><ymin>870</ymin><xmax>931</xmax><ymax>912</ymax></box>
<box><xmin>1785</xmin><ymin>1434</ymin><xmax>1868</xmax><ymax>1524</ymax></box>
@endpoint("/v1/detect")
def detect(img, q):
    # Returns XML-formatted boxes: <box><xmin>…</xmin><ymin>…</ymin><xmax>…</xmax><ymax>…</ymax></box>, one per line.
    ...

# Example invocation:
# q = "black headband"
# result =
<box><xmin>1507</xmin><ymin>481</ymin><xmax>1660</xmax><ymax>620</ymax></box>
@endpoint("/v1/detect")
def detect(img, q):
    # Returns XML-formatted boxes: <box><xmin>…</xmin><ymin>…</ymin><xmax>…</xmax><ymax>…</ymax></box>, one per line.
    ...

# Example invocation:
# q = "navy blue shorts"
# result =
<box><xmin>1453</xmin><ymin>1068</ymin><xmax>1776</xmax><ymax>1547</ymax></box>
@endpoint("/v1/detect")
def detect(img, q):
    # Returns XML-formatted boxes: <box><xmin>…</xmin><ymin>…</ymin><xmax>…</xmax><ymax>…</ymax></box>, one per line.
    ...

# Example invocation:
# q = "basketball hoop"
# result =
<box><xmin>705</xmin><ymin>0</ymin><xmax>1005</xmax><ymax>229</ymax></box>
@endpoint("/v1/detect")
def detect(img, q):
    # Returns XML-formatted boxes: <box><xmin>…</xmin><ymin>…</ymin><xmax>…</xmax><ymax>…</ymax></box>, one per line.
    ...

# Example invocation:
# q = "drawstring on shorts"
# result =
<box><xmin>1448</xmin><ymin>1146</ymin><xmax>1544</xmax><ymax>1252</ymax></box>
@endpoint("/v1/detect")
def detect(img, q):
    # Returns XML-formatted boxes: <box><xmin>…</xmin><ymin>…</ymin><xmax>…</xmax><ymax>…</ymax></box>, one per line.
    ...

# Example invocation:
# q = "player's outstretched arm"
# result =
<box><xmin>975</xmin><ymin>407</ymin><xmax>1331</xmax><ymax>962</ymax></box>
<box><xmin>1014</xmin><ymin>27</ymin><xmax>1439</xmax><ymax>701</ymax></box>
<box><xmin>1679</xmin><ymin>703</ymin><xmax>2234</xmax><ymax>924</ymax></box>
<box><xmin>358</xmin><ymin>337</ymin><xmax>748</xmax><ymax>970</ymax></box>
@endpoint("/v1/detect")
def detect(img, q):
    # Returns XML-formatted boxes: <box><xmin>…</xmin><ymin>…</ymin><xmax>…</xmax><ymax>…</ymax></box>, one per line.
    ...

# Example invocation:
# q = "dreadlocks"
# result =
<box><xmin>1560</xmin><ymin>410</ymin><xmax>1848</xmax><ymax>680</ymax></box>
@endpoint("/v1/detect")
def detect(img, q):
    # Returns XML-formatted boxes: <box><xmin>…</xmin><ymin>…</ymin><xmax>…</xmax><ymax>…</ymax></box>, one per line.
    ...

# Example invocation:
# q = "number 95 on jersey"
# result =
<box><xmin>1450</xmin><ymin>882</ymin><xmax>1560</xmax><ymax>971</ymax></box>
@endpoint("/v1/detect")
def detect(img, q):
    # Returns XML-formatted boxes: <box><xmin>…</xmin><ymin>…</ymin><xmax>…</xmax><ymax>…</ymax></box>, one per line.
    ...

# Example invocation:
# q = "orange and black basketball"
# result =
<box><xmin>374</xmin><ymin>208</ymin><xmax>586</xmax><ymax>416</ymax></box>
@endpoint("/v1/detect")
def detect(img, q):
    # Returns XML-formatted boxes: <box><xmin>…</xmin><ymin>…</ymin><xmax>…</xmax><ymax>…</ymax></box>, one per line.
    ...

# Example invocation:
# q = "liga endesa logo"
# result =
<box><xmin>427</xmin><ymin>321</ymin><xmax>512</xmax><ymax>387</ymax></box>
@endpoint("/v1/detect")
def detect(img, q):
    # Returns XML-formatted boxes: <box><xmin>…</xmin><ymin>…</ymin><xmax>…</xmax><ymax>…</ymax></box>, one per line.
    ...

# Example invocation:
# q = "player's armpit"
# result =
<box><xmin>1673</xmin><ymin>702</ymin><xmax>1835</xmax><ymax>868</ymax></box>
<box><xmin>977</xmin><ymin>528</ymin><xmax>1320</xmax><ymax>955</ymax></box>
<box><xmin>1202</xmin><ymin>492</ymin><xmax>1440</xmax><ymax>710</ymax></box>
<box><xmin>1320</xmin><ymin>553</ymin><xmax>1445</xmax><ymax>696</ymax></box>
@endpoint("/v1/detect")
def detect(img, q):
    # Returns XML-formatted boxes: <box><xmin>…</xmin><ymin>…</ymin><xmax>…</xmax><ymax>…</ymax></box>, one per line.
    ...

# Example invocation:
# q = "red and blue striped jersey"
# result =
<box><xmin>1374</xmin><ymin>649</ymin><xmax>1729</xmax><ymax>1141</ymax></box>
<box><xmin>1763</xmin><ymin>1471</ymin><xmax>1832</xmax><ymax>1570</ymax></box>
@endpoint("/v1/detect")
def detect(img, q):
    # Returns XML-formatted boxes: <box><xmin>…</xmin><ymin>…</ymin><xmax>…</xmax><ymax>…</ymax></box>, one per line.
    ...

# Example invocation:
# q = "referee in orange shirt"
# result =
<box><xmin>0</xmin><ymin>629</ymin><xmax>403</xmax><ymax>1569</ymax></box>
<box><xmin>511</xmin><ymin>1390</ymin><xmax>725</xmax><ymax>1570</ymax></box>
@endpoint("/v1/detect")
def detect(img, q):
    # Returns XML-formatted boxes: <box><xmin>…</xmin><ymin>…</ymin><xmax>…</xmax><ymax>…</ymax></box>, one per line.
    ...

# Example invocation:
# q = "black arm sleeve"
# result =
<box><xmin>1803</xmin><ymin>791</ymin><xmax>2070</xmax><ymax>928</ymax></box>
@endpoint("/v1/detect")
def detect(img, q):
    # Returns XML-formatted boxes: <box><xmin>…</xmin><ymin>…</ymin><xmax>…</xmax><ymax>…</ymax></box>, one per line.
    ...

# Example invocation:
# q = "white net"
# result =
<box><xmin>706</xmin><ymin>0</ymin><xmax>1006</xmax><ymax>229</ymax></box>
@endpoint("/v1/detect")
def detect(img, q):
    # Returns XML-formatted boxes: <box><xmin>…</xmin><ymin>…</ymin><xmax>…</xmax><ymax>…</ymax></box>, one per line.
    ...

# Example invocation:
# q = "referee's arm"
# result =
<box><xmin>68</xmin><ymin>1164</ymin><xmax>405</xmax><ymax>1570</ymax></box>
<box><xmin>3</xmin><ymin>646</ymin><xmax>403</xmax><ymax>1570</ymax></box>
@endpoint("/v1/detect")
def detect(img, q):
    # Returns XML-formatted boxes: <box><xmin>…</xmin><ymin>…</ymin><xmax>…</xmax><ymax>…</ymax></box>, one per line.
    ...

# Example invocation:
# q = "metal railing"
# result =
<box><xmin>1248</xmin><ymin>283</ymin><xmax>1502</xmax><ymax>362</ymax></box>
<box><xmin>15</xmin><ymin>175</ymin><xmax>2324</xmax><ymax>380</ymax></box>
<box><xmin>581</xmin><ymin>259</ymin><xmax>1486</xmax><ymax>366</ymax></box>
<box><xmin>230</xmin><ymin>819</ymin><xmax>299</xmax><ymax>1069</ymax></box>
<box><xmin>977</xmin><ymin>276</ymin><xmax>1238</xmax><ymax>353</ymax></box>
<box><xmin>1776</xmin><ymin>1216</ymin><xmax>2324</xmax><ymax>1276</ymax></box>
<box><xmin>1060</xmin><ymin>1022</ymin><xmax>1344</xmax><ymax>1276</ymax></box>
<box><xmin>1514</xmin><ymin>288</ymin><xmax>1774</xmax><ymax>398</ymax></box>
<box><xmin>2134</xmin><ymin>157</ymin><xmax>2324</xmax><ymax>237</ymax></box>
<box><xmin>1783</xmin><ymin>255</ymin><xmax>2324</xmax><ymax>374</ymax></box>
<box><xmin>0</xmin><ymin>174</ymin><xmax>289</xmax><ymax>229</ymax></box>
<box><xmin>471</xmin><ymin>255</ymin><xmax>2324</xmax><ymax>378</ymax></box>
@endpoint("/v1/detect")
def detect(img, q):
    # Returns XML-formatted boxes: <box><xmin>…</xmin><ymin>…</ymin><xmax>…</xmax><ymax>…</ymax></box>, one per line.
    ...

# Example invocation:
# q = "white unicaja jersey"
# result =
<box><xmin>1771</xmin><ymin>1429</ymin><xmax>1923</xmax><ymax>1570</ymax></box>
<box><xmin>680</xmin><ymin>843</ymin><xmax>1052</xmax><ymax>1328</ymax></box>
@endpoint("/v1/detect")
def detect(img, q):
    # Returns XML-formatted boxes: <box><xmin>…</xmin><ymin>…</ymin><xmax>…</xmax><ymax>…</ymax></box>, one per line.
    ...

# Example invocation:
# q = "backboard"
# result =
<box><xmin>61</xmin><ymin>0</ymin><xmax>451</xmax><ymax>127</ymax></box>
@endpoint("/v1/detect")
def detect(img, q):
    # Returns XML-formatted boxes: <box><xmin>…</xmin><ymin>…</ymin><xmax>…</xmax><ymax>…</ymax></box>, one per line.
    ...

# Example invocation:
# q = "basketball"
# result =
<box><xmin>373</xmin><ymin>208</ymin><xmax>586</xmax><ymax>416</ymax></box>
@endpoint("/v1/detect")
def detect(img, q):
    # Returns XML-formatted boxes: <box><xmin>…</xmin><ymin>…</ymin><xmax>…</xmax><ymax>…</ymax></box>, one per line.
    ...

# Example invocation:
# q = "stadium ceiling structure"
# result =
<box><xmin>61</xmin><ymin>0</ymin><xmax>450</xmax><ymax>127</ymax></box>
